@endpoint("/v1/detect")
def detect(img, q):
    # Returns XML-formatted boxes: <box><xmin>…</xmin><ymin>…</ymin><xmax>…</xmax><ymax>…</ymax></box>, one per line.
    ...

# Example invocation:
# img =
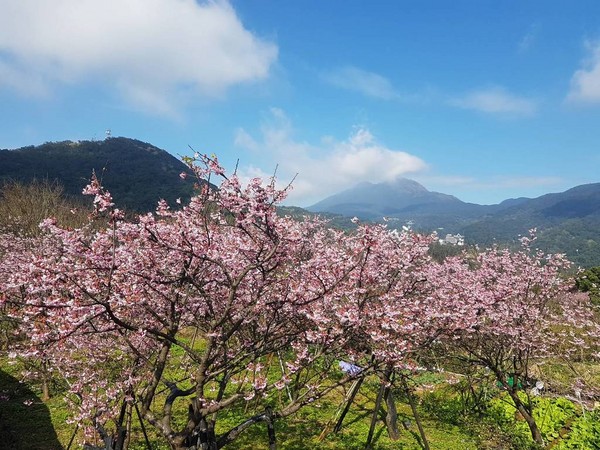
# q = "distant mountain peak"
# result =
<box><xmin>384</xmin><ymin>177</ymin><xmax>429</xmax><ymax>194</ymax></box>
<box><xmin>308</xmin><ymin>177</ymin><xmax>463</xmax><ymax>220</ymax></box>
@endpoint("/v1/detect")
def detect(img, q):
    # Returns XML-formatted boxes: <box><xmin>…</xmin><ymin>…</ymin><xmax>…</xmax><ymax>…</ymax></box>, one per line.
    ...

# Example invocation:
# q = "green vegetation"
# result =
<box><xmin>3</xmin><ymin>354</ymin><xmax>600</xmax><ymax>449</ymax></box>
<box><xmin>0</xmin><ymin>138</ymin><xmax>198</xmax><ymax>212</ymax></box>
<box><xmin>427</xmin><ymin>241</ymin><xmax>469</xmax><ymax>262</ymax></box>
<box><xmin>1</xmin><ymin>168</ymin><xmax>599</xmax><ymax>449</ymax></box>
<box><xmin>2</xmin><ymin>138</ymin><xmax>600</xmax><ymax>266</ymax></box>
<box><xmin>575</xmin><ymin>266</ymin><xmax>600</xmax><ymax>305</ymax></box>
<box><xmin>536</xmin><ymin>220</ymin><xmax>600</xmax><ymax>269</ymax></box>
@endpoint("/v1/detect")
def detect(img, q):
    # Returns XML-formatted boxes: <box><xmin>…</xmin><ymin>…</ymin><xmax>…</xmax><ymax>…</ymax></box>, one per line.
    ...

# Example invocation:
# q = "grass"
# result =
<box><xmin>3</xmin><ymin>345</ymin><xmax>597</xmax><ymax>450</ymax></box>
<box><xmin>1</xmin><ymin>353</ymin><xmax>481</xmax><ymax>450</ymax></box>
<box><xmin>210</xmin><ymin>382</ymin><xmax>479</xmax><ymax>450</ymax></box>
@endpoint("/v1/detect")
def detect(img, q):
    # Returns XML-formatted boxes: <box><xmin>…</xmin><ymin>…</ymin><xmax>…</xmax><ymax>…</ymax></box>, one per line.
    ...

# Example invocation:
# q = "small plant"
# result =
<box><xmin>575</xmin><ymin>266</ymin><xmax>600</xmax><ymax>305</ymax></box>
<box><xmin>556</xmin><ymin>408</ymin><xmax>600</xmax><ymax>449</ymax></box>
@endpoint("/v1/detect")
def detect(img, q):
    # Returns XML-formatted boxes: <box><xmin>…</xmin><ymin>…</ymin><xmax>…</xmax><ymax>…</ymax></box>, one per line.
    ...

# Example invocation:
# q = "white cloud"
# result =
<box><xmin>518</xmin><ymin>23</ymin><xmax>540</xmax><ymax>54</ymax></box>
<box><xmin>450</xmin><ymin>87</ymin><xmax>537</xmax><ymax>116</ymax></box>
<box><xmin>0</xmin><ymin>60</ymin><xmax>50</xmax><ymax>98</ymax></box>
<box><xmin>0</xmin><ymin>0</ymin><xmax>277</xmax><ymax>115</ymax></box>
<box><xmin>234</xmin><ymin>108</ymin><xmax>427</xmax><ymax>205</ymax></box>
<box><xmin>323</xmin><ymin>66</ymin><xmax>398</xmax><ymax>100</ymax></box>
<box><xmin>567</xmin><ymin>41</ymin><xmax>600</xmax><ymax>104</ymax></box>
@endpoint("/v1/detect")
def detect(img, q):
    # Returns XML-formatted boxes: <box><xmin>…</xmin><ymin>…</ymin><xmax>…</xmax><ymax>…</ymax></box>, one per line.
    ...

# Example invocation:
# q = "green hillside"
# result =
<box><xmin>0</xmin><ymin>138</ymin><xmax>197</xmax><ymax>212</ymax></box>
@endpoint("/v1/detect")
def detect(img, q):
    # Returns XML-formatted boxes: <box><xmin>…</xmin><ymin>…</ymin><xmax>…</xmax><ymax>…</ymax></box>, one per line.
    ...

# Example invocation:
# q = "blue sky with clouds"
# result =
<box><xmin>2</xmin><ymin>0</ymin><xmax>600</xmax><ymax>206</ymax></box>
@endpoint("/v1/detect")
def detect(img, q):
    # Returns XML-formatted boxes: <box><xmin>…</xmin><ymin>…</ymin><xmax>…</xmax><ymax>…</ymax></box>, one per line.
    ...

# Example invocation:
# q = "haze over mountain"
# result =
<box><xmin>462</xmin><ymin>183</ymin><xmax>600</xmax><ymax>242</ymax></box>
<box><xmin>462</xmin><ymin>183</ymin><xmax>600</xmax><ymax>267</ymax></box>
<box><xmin>309</xmin><ymin>178</ymin><xmax>464</xmax><ymax>217</ymax></box>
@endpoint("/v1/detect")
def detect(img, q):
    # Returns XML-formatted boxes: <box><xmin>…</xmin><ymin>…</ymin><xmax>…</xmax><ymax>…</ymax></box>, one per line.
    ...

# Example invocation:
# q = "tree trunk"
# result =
<box><xmin>171</xmin><ymin>415</ymin><xmax>218</xmax><ymax>450</ymax></box>
<box><xmin>266</xmin><ymin>407</ymin><xmax>277</xmax><ymax>450</ymax></box>
<box><xmin>41</xmin><ymin>361</ymin><xmax>50</xmax><ymax>401</ymax></box>
<box><xmin>384</xmin><ymin>388</ymin><xmax>400</xmax><ymax>440</ymax></box>
<box><xmin>401</xmin><ymin>376</ymin><xmax>430</xmax><ymax>450</ymax></box>
<box><xmin>41</xmin><ymin>376</ymin><xmax>50</xmax><ymax>401</ymax></box>
<box><xmin>365</xmin><ymin>378</ymin><xmax>386</xmax><ymax>450</ymax></box>
<box><xmin>198</xmin><ymin>417</ymin><xmax>218</xmax><ymax>450</ymax></box>
<box><xmin>114</xmin><ymin>398</ymin><xmax>128</xmax><ymax>450</ymax></box>
<box><xmin>381</xmin><ymin>368</ymin><xmax>399</xmax><ymax>440</ymax></box>
<box><xmin>507</xmin><ymin>390</ymin><xmax>544</xmax><ymax>446</ymax></box>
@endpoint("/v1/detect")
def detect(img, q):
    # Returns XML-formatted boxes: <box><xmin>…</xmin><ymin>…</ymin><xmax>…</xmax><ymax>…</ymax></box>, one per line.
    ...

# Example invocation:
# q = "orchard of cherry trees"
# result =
<box><xmin>1</xmin><ymin>155</ymin><xmax>599</xmax><ymax>450</ymax></box>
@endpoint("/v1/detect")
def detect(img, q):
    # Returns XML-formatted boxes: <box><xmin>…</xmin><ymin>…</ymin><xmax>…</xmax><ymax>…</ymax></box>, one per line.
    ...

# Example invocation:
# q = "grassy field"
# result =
<box><xmin>0</xmin><ymin>359</ymin><xmax>482</xmax><ymax>450</ymax></box>
<box><xmin>2</xmin><ymin>355</ymin><xmax>598</xmax><ymax>450</ymax></box>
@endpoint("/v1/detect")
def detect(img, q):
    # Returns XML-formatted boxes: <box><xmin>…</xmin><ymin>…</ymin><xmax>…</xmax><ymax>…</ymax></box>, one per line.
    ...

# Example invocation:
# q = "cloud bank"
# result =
<box><xmin>568</xmin><ymin>41</ymin><xmax>600</xmax><ymax>104</ymax></box>
<box><xmin>234</xmin><ymin>108</ymin><xmax>427</xmax><ymax>206</ymax></box>
<box><xmin>0</xmin><ymin>0</ymin><xmax>277</xmax><ymax>115</ymax></box>
<box><xmin>450</xmin><ymin>87</ymin><xmax>537</xmax><ymax>116</ymax></box>
<box><xmin>323</xmin><ymin>66</ymin><xmax>398</xmax><ymax>100</ymax></box>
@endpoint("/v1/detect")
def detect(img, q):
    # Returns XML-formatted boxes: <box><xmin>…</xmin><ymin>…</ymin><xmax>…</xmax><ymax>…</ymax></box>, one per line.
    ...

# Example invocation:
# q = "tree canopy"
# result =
<box><xmin>1</xmin><ymin>156</ymin><xmax>598</xmax><ymax>449</ymax></box>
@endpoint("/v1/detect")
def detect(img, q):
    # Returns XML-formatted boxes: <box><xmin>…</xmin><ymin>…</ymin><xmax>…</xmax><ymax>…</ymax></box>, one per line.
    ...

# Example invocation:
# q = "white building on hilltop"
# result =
<box><xmin>439</xmin><ymin>233</ymin><xmax>464</xmax><ymax>246</ymax></box>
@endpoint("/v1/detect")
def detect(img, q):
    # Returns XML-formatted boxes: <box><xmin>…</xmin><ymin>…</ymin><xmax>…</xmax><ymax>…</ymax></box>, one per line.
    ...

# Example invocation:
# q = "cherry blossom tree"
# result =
<box><xmin>433</xmin><ymin>237</ymin><xmax>599</xmax><ymax>445</ymax></box>
<box><xmin>0</xmin><ymin>179</ymin><xmax>89</xmax><ymax>369</ymax></box>
<box><xmin>1</xmin><ymin>157</ymin><xmax>425</xmax><ymax>449</ymax></box>
<box><xmin>321</xmin><ymin>224</ymin><xmax>485</xmax><ymax>450</ymax></box>
<box><xmin>3</xmin><ymin>155</ymin><xmax>595</xmax><ymax>449</ymax></box>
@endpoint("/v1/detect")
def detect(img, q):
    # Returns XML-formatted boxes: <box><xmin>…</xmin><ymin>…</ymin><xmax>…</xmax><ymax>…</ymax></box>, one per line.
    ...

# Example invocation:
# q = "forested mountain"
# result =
<box><xmin>460</xmin><ymin>183</ymin><xmax>600</xmax><ymax>243</ymax></box>
<box><xmin>309</xmin><ymin>179</ymin><xmax>600</xmax><ymax>267</ymax></box>
<box><xmin>0</xmin><ymin>138</ymin><xmax>197</xmax><ymax>212</ymax></box>
<box><xmin>308</xmin><ymin>178</ymin><xmax>524</xmax><ymax>230</ymax></box>
<box><xmin>461</xmin><ymin>183</ymin><xmax>600</xmax><ymax>267</ymax></box>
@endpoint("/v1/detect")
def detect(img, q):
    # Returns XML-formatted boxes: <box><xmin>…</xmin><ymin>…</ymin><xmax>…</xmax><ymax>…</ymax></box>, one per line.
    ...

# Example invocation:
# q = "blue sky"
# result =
<box><xmin>2</xmin><ymin>1</ymin><xmax>600</xmax><ymax>206</ymax></box>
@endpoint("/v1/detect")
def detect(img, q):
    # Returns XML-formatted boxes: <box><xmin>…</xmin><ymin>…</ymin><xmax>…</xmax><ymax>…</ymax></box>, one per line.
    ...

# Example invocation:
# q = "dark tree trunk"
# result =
<box><xmin>198</xmin><ymin>417</ymin><xmax>218</xmax><ymax>450</ymax></box>
<box><xmin>114</xmin><ymin>398</ymin><xmax>128</xmax><ymax>450</ymax></box>
<box><xmin>266</xmin><ymin>407</ymin><xmax>277</xmax><ymax>450</ymax></box>
<box><xmin>365</xmin><ymin>378</ymin><xmax>387</xmax><ymax>450</ymax></box>
<box><xmin>401</xmin><ymin>376</ymin><xmax>430</xmax><ymax>450</ymax></box>
<box><xmin>507</xmin><ymin>389</ymin><xmax>544</xmax><ymax>446</ymax></box>
<box><xmin>384</xmin><ymin>388</ymin><xmax>400</xmax><ymax>440</ymax></box>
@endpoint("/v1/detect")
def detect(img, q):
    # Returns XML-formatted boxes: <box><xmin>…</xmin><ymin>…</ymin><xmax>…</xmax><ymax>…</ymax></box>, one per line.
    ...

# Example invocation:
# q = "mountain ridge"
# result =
<box><xmin>0</xmin><ymin>137</ymin><xmax>197</xmax><ymax>212</ymax></box>
<box><xmin>308</xmin><ymin>177</ymin><xmax>600</xmax><ymax>267</ymax></box>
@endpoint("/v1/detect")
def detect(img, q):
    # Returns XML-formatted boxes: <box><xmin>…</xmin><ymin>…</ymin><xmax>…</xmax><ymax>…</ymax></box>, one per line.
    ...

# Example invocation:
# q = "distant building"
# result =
<box><xmin>439</xmin><ymin>233</ymin><xmax>464</xmax><ymax>246</ymax></box>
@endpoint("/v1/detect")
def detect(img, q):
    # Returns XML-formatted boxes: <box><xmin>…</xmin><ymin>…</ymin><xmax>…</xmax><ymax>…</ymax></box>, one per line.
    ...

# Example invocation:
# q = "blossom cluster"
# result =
<box><xmin>0</xmin><ymin>155</ymin><xmax>597</xmax><ymax>448</ymax></box>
